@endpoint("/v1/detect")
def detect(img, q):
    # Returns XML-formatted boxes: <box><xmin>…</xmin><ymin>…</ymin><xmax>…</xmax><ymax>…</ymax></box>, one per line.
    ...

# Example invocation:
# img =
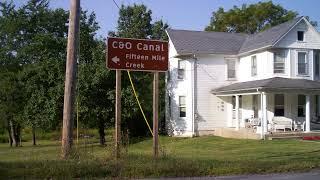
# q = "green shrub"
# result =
<box><xmin>0</xmin><ymin>134</ymin><xmax>8</xmax><ymax>143</ymax></box>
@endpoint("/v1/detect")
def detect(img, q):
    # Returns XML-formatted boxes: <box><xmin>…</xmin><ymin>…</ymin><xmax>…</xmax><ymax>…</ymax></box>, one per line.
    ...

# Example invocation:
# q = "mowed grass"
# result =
<box><xmin>1</xmin><ymin>136</ymin><xmax>320</xmax><ymax>178</ymax></box>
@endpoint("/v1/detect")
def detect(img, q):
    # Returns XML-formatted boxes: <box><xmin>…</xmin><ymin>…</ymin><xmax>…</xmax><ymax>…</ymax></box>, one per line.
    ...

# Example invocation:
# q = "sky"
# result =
<box><xmin>14</xmin><ymin>0</ymin><xmax>320</xmax><ymax>37</ymax></box>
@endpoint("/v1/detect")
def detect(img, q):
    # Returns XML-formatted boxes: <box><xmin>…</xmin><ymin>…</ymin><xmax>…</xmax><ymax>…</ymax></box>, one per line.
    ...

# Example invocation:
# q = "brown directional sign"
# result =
<box><xmin>107</xmin><ymin>37</ymin><xmax>168</xmax><ymax>71</ymax></box>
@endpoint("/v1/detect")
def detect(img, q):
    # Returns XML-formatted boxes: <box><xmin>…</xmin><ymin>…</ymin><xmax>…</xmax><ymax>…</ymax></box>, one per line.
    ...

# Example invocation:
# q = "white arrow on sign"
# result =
<box><xmin>112</xmin><ymin>56</ymin><xmax>120</xmax><ymax>64</ymax></box>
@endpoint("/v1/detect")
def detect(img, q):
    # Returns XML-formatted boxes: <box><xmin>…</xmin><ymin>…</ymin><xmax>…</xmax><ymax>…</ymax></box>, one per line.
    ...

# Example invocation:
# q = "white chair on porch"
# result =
<box><xmin>293</xmin><ymin>120</ymin><xmax>305</xmax><ymax>131</ymax></box>
<box><xmin>272</xmin><ymin>117</ymin><xmax>293</xmax><ymax>132</ymax></box>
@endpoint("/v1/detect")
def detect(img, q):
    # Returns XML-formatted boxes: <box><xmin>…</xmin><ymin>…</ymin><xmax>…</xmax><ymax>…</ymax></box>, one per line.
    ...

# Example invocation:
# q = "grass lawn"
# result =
<box><xmin>1</xmin><ymin>136</ymin><xmax>320</xmax><ymax>178</ymax></box>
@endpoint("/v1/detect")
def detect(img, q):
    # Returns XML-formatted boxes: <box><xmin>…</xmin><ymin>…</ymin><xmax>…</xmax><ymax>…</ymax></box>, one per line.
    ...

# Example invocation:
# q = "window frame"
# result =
<box><xmin>274</xmin><ymin>94</ymin><xmax>285</xmax><ymax>116</ymax></box>
<box><xmin>297</xmin><ymin>51</ymin><xmax>308</xmax><ymax>75</ymax></box>
<box><xmin>178</xmin><ymin>96</ymin><xmax>186</xmax><ymax>118</ymax></box>
<box><xmin>226</xmin><ymin>58</ymin><xmax>236</xmax><ymax>80</ymax></box>
<box><xmin>177</xmin><ymin>60</ymin><xmax>186</xmax><ymax>80</ymax></box>
<box><xmin>273</xmin><ymin>50</ymin><xmax>286</xmax><ymax>74</ymax></box>
<box><xmin>251</xmin><ymin>55</ymin><xmax>257</xmax><ymax>77</ymax></box>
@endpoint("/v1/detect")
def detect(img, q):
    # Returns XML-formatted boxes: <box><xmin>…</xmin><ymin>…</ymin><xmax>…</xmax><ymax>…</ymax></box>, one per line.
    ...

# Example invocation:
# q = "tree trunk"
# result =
<box><xmin>98</xmin><ymin>122</ymin><xmax>105</xmax><ymax>145</ymax></box>
<box><xmin>7</xmin><ymin>124</ymin><xmax>13</xmax><ymax>147</ymax></box>
<box><xmin>16</xmin><ymin>124</ymin><xmax>21</xmax><ymax>147</ymax></box>
<box><xmin>9</xmin><ymin>120</ymin><xmax>17</xmax><ymax>147</ymax></box>
<box><xmin>32</xmin><ymin>127</ymin><xmax>36</xmax><ymax>146</ymax></box>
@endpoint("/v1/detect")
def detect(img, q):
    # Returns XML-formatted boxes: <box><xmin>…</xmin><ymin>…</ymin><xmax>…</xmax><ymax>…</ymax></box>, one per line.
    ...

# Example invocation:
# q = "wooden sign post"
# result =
<box><xmin>107</xmin><ymin>37</ymin><xmax>168</xmax><ymax>159</ymax></box>
<box><xmin>115</xmin><ymin>70</ymin><xmax>121</xmax><ymax>159</ymax></box>
<box><xmin>153</xmin><ymin>72</ymin><xmax>159</xmax><ymax>158</ymax></box>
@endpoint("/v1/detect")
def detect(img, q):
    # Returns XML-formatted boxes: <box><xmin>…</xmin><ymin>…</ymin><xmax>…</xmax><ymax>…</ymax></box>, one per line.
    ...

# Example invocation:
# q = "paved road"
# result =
<box><xmin>149</xmin><ymin>170</ymin><xmax>320</xmax><ymax>180</ymax></box>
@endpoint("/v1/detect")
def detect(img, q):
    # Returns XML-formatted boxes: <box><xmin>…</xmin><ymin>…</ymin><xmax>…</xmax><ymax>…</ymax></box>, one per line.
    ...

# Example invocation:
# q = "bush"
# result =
<box><xmin>0</xmin><ymin>134</ymin><xmax>8</xmax><ymax>143</ymax></box>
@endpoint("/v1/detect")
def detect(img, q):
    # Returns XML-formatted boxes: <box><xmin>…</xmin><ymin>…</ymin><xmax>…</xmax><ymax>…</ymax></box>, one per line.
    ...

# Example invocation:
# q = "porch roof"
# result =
<box><xmin>212</xmin><ymin>77</ymin><xmax>320</xmax><ymax>95</ymax></box>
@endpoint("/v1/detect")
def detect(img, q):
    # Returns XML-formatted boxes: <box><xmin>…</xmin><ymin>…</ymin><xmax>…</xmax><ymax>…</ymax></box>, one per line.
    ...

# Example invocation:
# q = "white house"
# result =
<box><xmin>166</xmin><ymin>16</ymin><xmax>320</xmax><ymax>139</ymax></box>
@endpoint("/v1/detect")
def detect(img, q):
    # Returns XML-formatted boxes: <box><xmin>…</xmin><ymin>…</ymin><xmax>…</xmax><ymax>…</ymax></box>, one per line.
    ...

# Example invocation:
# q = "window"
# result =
<box><xmin>298</xmin><ymin>52</ymin><xmax>308</xmax><ymax>75</ymax></box>
<box><xmin>315</xmin><ymin>53</ymin><xmax>320</xmax><ymax>76</ymax></box>
<box><xmin>274</xmin><ymin>94</ymin><xmax>284</xmax><ymax>116</ymax></box>
<box><xmin>226</xmin><ymin>59</ymin><xmax>236</xmax><ymax>79</ymax></box>
<box><xmin>251</xmin><ymin>56</ymin><xmax>257</xmax><ymax>76</ymax></box>
<box><xmin>179</xmin><ymin>96</ymin><xmax>186</xmax><ymax>117</ymax></box>
<box><xmin>298</xmin><ymin>95</ymin><xmax>306</xmax><ymax>117</ymax></box>
<box><xmin>177</xmin><ymin>61</ymin><xmax>186</xmax><ymax>79</ymax></box>
<box><xmin>274</xmin><ymin>51</ymin><xmax>285</xmax><ymax>74</ymax></box>
<box><xmin>297</xmin><ymin>31</ymin><xmax>304</xmax><ymax>41</ymax></box>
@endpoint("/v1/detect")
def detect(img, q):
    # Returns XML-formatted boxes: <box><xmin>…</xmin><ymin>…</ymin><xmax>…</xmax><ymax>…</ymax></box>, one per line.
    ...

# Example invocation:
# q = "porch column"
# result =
<box><xmin>306</xmin><ymin>95</ymin><xmax>311</xmax><ymax>132</ymax></box>
<box><xmin>235</xmin><ymin>95</ymin><xmax>239</xmax><ymax>130</ymax></box>
<box><xmin>262</xmin><ymin>92</ymin><xmax>268</xmax><ymax>133</ymax></box>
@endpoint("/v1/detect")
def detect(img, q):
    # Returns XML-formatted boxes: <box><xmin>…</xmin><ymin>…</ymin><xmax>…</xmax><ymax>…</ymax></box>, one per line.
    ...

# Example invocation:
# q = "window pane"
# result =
<box><xmin>298</xmin><ymin>31</ymin><xmax>304</xmax><ymax>41</ymax></box>
<box><xmin>227</xmin><ymin>59</ymin><xmax>236</xmax><ymax>79</ymax></box>
<box><xmin>178</xmin><ymin>61</ymin><xmax>186</xmax><ymax>79</ymax></box>
<box><xmin>178</xmin><ymin>69</ymin><xmax>185</xmax><ymax>79</ymax></box>
<box><xmin>274</xmin><ymin>94</ymin><xmax>284</xmax><ymax>116</ymax></box>
<box><xmin>275</xmin><ymin>108</ymin><xmax>284</xmax><ymax>116</ymax></box>
<box><xmin>179</xmin><ymin>107</ymin><xmax>186</xmax><ymax>117</ymax></box>
<box><xmin>275</xmin><ymin>94</ymin><xmax>284</xmax><ymax>105</ymax></box>
<box><xmin>298</xmin><ymin>52</ymin><xmax>307</xmax><ymax>74</ymax></box>
<box><xmin>274</xmin><ymin>51</ymin><xmax>285</xmax><ymax>73</ymax></box>
<box><xmin>297</xmin><ymin>95</ymin><xmax>305</xmax><ymax>117</ymax></box>
<box><xmin>298</xmin><ymin>95</ymin><xmax>305</xmax><ymax>105</ymax></box>
<box><xmin>179</xmin><ymin>96</ymin><xmax>186</xmax><ymax>106</ymax></box>
<box><xmin>251</xmin><ymin>56</ymin><xmax>257</xmax><ymax>76</ymax></box>
<box><xmin>298</xmin><ymin>52</ymin><xmax>306</xmax><ymax>63</ymax></box>
<box><xmin>298</xmin><ymin>64</ymin><xmax>306</xmax><ymax>74</ymax></box>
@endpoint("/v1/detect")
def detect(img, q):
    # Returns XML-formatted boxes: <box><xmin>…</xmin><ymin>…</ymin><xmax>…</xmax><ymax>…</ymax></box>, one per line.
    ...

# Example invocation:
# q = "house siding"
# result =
<box><xmin>166</xmin><ymin>18</ymin><xmax>320</xmax><ymax>137</ymax></box>
<box><xmin>195</xmin><ymin>55</ymin><xmax>232</xmax><ymax>132</ymax></box>
<box><xmin>275</xmin><ymin>20</ymin><xmax>320</xmax><ymax>49</ymax></box>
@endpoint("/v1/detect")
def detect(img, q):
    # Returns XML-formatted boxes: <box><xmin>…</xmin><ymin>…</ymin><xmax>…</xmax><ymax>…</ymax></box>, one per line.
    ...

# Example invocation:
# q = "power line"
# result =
<box><xmin>112</xmin><ymin>0</ymin><xmax>120</xmax><ymax>9</ymax></box>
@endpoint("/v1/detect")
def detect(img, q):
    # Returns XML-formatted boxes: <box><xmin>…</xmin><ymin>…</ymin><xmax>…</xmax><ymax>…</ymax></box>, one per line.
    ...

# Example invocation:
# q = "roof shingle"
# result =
<box><xmin>167</xmin><ymin>17</ymin><xmax>304</xmax><ymax>56</ymax></box>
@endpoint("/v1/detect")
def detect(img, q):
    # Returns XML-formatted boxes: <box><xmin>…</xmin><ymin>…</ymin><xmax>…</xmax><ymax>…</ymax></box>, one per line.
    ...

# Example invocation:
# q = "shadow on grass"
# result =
<box><xmin>1</xmin><ymin>151</ymin><xmax>320</xmax><ymax>179</ymax></box>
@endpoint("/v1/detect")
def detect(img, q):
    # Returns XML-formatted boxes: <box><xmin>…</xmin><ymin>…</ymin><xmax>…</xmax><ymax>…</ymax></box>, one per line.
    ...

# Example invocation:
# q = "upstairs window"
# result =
<box><xmin>298</xmin><ymin>95</ymin><xmax>306</xmax><ymax>117</ymax></box>
<box><xmin>226</xmin><ymin>59</ymin><xmax>236</xmax><ymax>79</ymax></box>
<box><xmin>274</xmin><ymin>51</ymin><xmax>285</xmax><ymax>74</ymax></box>
<box><xmin>251</xmin><ymin>56</ymin><xmax>257</xmax><ymax>76</ymax></box>
<box><xmin>274</xmin><ymin>94</ymin><xmax>284</xmax><ymax>116</ymax></box>
<box><xmin>177</xmin><ymin>61</ymin><xmax>186</xmax><ymax>80</ymax></box>
<box><xmin>298</xmin><ymin>52</ymin><xmax>308</xmax><ymax>75</ymax></box>
<box><xmin>297</xmin><ymin>31</ymin><xmax>304</xmax><ymax>41</ymax></box>
<box><xmin>179</xmin><ymin>96</ymin><xmax>186</xmax><ymax>117</ymax></box>
<box><xmin>315</xmin><ymin>52</ymin><xmax>320</xmax><ymax>76</ymax></box>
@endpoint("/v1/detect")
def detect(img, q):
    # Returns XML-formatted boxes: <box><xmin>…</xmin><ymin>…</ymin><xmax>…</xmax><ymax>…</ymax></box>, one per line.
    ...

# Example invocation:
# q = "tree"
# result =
<box><xmin>205</xmin><ymin>1</ymin><xmax>299</xmax><ymax>34</ymax></box>
<box><xmin>109</xmin><ymin>4</ymin><xmax>169</xmax><ymax>137</ymax></box>
<box><xmin>0</xmin><ymin>0</ymin><xmax>106</xmax><ymax>146</ymax></box>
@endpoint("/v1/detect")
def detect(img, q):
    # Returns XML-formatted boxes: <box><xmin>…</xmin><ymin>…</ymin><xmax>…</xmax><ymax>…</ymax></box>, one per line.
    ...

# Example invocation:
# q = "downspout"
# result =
<box><xmin>192</xmin><ymin>54</ymin><xmax>197</xmax><ymax>137</ymax></box>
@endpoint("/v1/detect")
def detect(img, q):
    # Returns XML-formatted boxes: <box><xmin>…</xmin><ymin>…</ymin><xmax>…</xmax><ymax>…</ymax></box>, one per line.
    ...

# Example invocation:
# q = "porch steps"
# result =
<box><xmin>266</xmin><ymin>131</ymin><xmax>320</xmax><ymax>140</ymax></box>
<box><xmin>214</xmin><ymin>128</ymin><xmax>260</xmax><ymax>139</ymax></box>
<box><xmin>267</xmin><ymin>136</ymin><xmax>302</xmax><ymax>140</ymax></box>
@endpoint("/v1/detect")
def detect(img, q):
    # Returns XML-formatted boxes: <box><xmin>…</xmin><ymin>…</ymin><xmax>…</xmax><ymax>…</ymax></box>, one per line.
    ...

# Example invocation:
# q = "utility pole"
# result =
<box><xmin>153</xmin><ymin>72</ymin><xmax>159</xmax><ymax>158</ymax></box>
<box><xmin>62</xmin><ymin>0</ymin><xmax>80</xmax><ymax>159</ymax></box>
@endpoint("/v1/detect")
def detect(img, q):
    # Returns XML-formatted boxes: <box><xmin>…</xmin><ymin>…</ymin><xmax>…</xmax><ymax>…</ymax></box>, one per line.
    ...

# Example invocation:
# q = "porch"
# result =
<box><xmin>212</xmin><ymin>77</ymin><xmax>320</xmax><ymax>139</ymax></box>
